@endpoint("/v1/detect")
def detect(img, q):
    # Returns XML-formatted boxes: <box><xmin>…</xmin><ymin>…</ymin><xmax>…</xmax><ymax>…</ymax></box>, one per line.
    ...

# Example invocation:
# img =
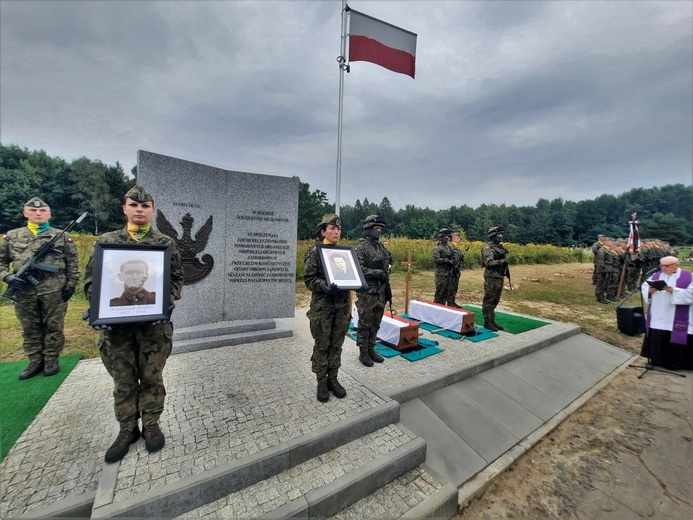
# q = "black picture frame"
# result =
<box><xmin>317</xmin><ymin>244</ymin><xmax>366</xmax><ymax>290</ymax></box>
<box><xmin>89</xmin><ymin>243</ymin><xmax>171</xmax><ymax>326</ymax></box>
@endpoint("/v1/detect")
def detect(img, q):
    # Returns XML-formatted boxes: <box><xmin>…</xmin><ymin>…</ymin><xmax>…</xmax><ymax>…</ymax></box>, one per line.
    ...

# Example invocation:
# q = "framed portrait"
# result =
<box><xmin>317</xmin><ymin>244</ymin><xmax>366</xmax><ymax>290</ymax></box>
<box><xmin>89</xmin><ymin>243</ymin><xmax>171</xmax><ymax>326</ymax></box>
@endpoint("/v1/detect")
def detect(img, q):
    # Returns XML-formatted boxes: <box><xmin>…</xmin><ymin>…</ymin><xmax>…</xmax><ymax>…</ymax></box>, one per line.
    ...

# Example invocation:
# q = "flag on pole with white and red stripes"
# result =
<box><xmin>627</xmin><ymin>215</ymin><xmax>640</xmax><ymax>253</ymax></box>
<box><xmin>348</xmin><ymin>9</ymin><xmax>417</xmax><ymax>78</ymax></box>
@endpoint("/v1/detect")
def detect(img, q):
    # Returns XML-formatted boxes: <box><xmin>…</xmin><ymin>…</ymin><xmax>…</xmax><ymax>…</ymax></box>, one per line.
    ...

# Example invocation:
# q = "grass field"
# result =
<box><xmin>1</xmin><ymin>262</ymin><xmax>654</xmax><ymax>363</ymax></box>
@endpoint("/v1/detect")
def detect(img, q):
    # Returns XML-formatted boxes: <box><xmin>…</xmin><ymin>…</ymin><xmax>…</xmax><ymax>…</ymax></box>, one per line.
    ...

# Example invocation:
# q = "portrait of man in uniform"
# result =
<box><xmin>110</xmin><ymin>258</ymin><xmax>157</xmax><ymax>307</ymax></box>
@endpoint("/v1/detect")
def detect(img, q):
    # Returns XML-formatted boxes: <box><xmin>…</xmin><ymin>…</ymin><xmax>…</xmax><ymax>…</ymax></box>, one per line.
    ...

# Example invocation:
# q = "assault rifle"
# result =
<box><xmin>504</xmin><ymin>263</ymin><xmax>513</xmax><ymax>291</ymax></box>
<box><xmin>2</xmin><ymin>212</ymin><xmax>88</xmax><ymax>302</ymax></box>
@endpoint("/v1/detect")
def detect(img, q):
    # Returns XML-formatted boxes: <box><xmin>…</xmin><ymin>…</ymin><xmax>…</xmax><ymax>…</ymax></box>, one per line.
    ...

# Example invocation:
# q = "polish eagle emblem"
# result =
<box><xmin>156</xmin><ymin>210</ymin><xmax>214</xmax><ymax>285</ymax></box>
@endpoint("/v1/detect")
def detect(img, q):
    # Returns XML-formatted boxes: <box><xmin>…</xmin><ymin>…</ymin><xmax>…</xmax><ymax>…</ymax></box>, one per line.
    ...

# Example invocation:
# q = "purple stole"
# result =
<box><xmin>646</xmin><ymin>269</ymin><xmax>692</xmax><ymax>345</ymax></box>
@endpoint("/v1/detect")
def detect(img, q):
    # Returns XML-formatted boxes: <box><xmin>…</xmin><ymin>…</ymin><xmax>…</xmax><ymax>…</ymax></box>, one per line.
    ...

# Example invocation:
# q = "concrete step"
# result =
<box><xmin>173</xmin><ymin>424</ymin><xmax>435</xmax><ymax>519</ymax></box>
<box><xmin>172</xmin><ymin>319</ymin><xmax>293</xmax><ymax>354</ymax></box>
<box><xmin>90</xmin><ymin>401</ymin><xmax>401</xmax><ymax>518</ymax></box>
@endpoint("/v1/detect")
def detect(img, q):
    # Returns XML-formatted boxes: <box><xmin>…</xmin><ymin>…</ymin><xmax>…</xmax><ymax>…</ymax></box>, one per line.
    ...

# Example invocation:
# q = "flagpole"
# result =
<box><xmin>335</xmin><ymin>0</ymin><xmax>349</xmax><ymax>216</ymax></box>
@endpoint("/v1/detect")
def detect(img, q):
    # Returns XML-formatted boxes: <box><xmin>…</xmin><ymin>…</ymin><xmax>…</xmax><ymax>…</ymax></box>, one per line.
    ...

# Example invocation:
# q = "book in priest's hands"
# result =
<box><xmin>646</xmin><ymin>279</ymin><xmax>668</xmax><ymax>291</ymax></box>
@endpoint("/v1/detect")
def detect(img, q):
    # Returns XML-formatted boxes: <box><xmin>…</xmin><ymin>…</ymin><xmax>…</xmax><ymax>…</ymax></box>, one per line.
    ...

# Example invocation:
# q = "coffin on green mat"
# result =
<box><xmin>0</xmin><ymin>354</ymin><xmax>81</xmax><ymax>460</ymax></box>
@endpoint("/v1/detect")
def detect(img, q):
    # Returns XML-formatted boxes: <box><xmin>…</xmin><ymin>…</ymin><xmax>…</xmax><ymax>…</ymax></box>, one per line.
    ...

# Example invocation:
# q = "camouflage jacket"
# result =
<box><xmin>303</xmin><ymin>242</ymin><xmax>350</xmax><ymax>308</ymax></box>
<box><xmin>83</xmin><ymin>227</ymin><xmax>184</xmax><ymax>304</ymax></box>
<box><xmin>0</xmin><ymin>226</ymin><xmax>79</xmax><ymax>295</ymax></box>
<box><xmin>432</xmin><ymin>243</ymin><xmax>456</xmax><ymax>276</ymax></box>
<box><xmin>482</xmin><ymin>241</ymin><xmax>509</xmax><ymax>279</ymax></box>
<box><xmin>355</xmin><ymin>237</ymin><xmax>389</xmax><ymax>295</ymax></box>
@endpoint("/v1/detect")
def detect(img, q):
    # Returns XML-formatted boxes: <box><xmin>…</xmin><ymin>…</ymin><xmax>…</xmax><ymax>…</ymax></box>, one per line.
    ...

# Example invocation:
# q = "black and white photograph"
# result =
<box><xmin>318</xmin><ymin>245</ymin><xmax>366</xmax><ymax>290</ymax></box>
<box><xmin>88</xmin><ymin>243</ymin><xmax>171</xmax><ymax>326</ymax></box>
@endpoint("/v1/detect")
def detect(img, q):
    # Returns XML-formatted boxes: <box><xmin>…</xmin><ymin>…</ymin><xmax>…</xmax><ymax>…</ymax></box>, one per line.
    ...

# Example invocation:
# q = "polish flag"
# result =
<box><xmin>348</xmin><ymin>9</ymin><xmax>417</xmax><ymax>78</ymax></box>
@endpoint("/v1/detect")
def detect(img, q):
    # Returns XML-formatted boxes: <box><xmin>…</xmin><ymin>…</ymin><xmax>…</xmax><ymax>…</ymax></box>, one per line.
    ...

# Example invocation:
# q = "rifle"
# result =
<box><xmin>2</xmin><ymin>212</ymin><xmax>88</xmax><ymax>302</ymax></box>
<box><xmin>504</xmin><ymin>263</ymin><xmax>513</xmax><ymax>291</ymax></box>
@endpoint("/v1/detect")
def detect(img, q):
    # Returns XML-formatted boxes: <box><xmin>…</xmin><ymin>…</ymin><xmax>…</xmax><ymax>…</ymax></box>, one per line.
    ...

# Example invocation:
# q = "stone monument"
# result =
<box><xmin>137</xmin><ymin>150</ymin><xmax>299</xmax><ymax>351</ymax></box>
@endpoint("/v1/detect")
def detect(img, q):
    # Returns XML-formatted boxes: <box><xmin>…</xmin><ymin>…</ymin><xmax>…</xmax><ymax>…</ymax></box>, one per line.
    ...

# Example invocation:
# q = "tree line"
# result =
<box><xmin>3</xmin><ymin>144</ymin><xmax>692</xmax><ymax>246</ymax></box>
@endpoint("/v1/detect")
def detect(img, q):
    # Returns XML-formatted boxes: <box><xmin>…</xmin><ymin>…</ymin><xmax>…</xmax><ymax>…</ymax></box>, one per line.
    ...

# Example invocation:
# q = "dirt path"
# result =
<box><xmin>457</xmin><ymin>362</ymin><xmax>693</xmax><ymax>518</ymax></box>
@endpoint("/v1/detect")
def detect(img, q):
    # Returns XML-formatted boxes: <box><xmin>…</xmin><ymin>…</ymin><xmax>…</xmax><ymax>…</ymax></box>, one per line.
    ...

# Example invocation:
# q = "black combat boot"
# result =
<box><xmin>368</xmin><ymin>348</ymin><xmax>385</xmax><ymax>363</ymax></box>
<box><xmin>143</xmin><ymin>423</ymin><xmax>165</xmax><ymax>453</ymax></box>
<box><xmin>327</xmin><ymin>372</ymin><xmax>346</xmax><ymax>398</ymax></box>
<box><xmin>493</xmin><ymin>321</ymin><xmax>505</xmax><ymax>331</ymax></box>
<box><xmin>105</xmin><ymin>426</ymin><xmax>140</xmax><ymax>463</ymax></box>
<box><xmin>317</xmin><ymin>377</ymin><xmax>330</xmax><ymax>402</ymax></box>
<box><xmin>19</xmin><ymin>359</ymin><xmax>43</xmax><ymax>380</ymax></box>
<box><xmin>43</xmin><ymin>356</ymin><xmax>60</xmax><ymax>376</ymax></box>
<box><xmin>484</xmin><ymin>321</ymin><xmax>499</xmax><ymax>332</ymax></box>
<box><xmin>359</xmin><ymin>347</ymin><xmax>374</xmax><ymax>367</ymax></box>
<box><xmin>449</xmin><ymin>302</ymin><xmax>463</xmax><ymax>309</ymax></box>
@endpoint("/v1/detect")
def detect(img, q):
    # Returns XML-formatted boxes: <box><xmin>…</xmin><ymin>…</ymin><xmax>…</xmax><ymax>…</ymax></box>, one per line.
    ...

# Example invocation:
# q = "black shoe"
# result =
<box><xmin>317</xmin><ymin>378</ymin><xmax>329</xmax><ymax>402</ymax></box>
<box><xmin>327</xmin><ymin>377</ymin><xmax>346</xmax><ymax>398</ymax></box>
<box><xmin>449</xmin><ymin>302</ymin><xmax>463</xmax><ymax>309</ymax></box>
<box><xmin>359</xmin><ymin>349</ymin><xmax>374</xmax><ymax>367</ymax></box>
<box><xmin>143</xmin><ymin>423</ymin><xmax>165</xmax><ymax>453</ymax></box>
<box><xmin>43</xmin><ymin>356</ymin><xmax>60</xmax><ymax>376</ymax></box>
<box><xmin>484</xmin><ymin>321</ymin><xmax>499</xmax><ymax>332</ymax></box>
<box><xmin>19</xmin><ymin>360</ymin><xmax>43</xmax><ymax>380</ymax></box>
<box><xmin>105</xmin><ymin>426</ymin><xmax>140</xmax><ymax>463</ymax></box>
<box><xmin>597</xmin><ymin>298</ymin><xmax>609</xmax><ymax>304</ymax></box>
<box><xmin>368</xmin><ymin>349</ymin><xmax>385</xmax><ymax>363</ymax></box>
<box><xmin>493</xmin><ymin>322</ymin><xmax>505</xmax><ymax>331</ymax></box>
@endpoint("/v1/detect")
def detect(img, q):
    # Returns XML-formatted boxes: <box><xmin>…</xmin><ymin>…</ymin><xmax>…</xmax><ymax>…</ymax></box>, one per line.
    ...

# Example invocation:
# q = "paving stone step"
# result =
<box><xmin>172</xmin><ymin>321</ymin><xmax>293</xmax><ymax>353</ymax></box>
<box><xmin>173</xmin><ymin>424</ymin><xmax>429</xmax><ymax>519</ymax></box>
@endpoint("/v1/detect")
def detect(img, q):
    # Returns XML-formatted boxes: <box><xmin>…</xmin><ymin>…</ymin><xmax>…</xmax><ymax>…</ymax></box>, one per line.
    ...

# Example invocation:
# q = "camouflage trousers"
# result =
<box><xmin>99</xmin><ymin>322</ymin><xmax>173</xmax><ymax>429</ymax></box>
<box><xmin>356</xmin><ymin>293</ymin><xmax>386</xmax><ymax>352</ymax></box>
<box><xmin>14</xmin><ymin>291</ymin><xmax>67</xmax><ymax>361</ymax></box>
<box><xmin>595</xmin><ymin>272</ymin><xmax>608</xmax><ymax>300</ymax></box>
<box><xmin>307</xmin><ymin>304</ymin><xmax>350</xmax><ymax>380</ymax></box>
<box><xmin>434</xmin><ymin>273</ymin><xmax>455</xmax><ymax>305</ymax></box>
<box><xmin>482</xmin><ymin>277</ymin><xmax>504</xmax><ymax>322</ymax></box>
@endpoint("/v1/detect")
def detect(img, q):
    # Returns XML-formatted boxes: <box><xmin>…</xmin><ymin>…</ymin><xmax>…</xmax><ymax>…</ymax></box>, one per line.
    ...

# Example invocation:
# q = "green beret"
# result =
<box><xmin>317</xmin><ymin>213</ymin><xmax>341</xmax><ymax>233</ymax></box>
<box><xmin>124</xmin><ymin>184</ymin><xmax>154</xmax><ymax>202</ymax></box>
<box><xmin>24</xmin><ymin>197</ymin><xmax>48</xmax><ymax>208</ymax></box>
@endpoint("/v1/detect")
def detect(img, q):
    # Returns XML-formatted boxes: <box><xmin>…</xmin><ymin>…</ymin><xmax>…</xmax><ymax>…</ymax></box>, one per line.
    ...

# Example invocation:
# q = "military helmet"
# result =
<box><xmin>317</xmin><ymin>213</ymin><xmax>341</xmax><ymax>233</ymax></box>
<box><xmin>438</xmin><ymin>228</ymin><xmax>453</xmax><ymax>237</ymax></box>
<box><xmin>24</xmin><ymin>197</ymin><xmax>48</xmax><ymax>208</ymax></box>
<box><xmin>124</xmin><ymin>184</ymin><xmax>154</xmax><ymax>203</ymax></box>
<box><xmin>487</xmin><ymin>226</ymin><xmax>506</xmax><ymax>238</ymax></box>
<box><xmin>363</xmin><ymin>215</ymin><xmax>386</xmax><ymax>229</ymax></box>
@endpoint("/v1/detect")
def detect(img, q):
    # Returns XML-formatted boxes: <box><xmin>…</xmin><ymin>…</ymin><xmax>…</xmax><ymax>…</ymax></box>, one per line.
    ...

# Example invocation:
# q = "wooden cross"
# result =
<box><xmin>400</xmin><ymin>252</ymin><xmax>418</xmax><ymax>315</ymax></box>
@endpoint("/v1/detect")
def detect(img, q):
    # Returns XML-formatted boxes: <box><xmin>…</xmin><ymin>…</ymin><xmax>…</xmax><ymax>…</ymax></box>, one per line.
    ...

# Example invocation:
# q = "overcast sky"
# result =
<box><xmin>1</xmin><ymin>0</ymin><xmax>691</xmax><ymax>211</ymax></box>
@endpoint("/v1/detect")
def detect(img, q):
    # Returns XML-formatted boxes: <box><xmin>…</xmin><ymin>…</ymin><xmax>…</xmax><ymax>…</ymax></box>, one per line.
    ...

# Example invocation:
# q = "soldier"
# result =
<box><xmin>0</xmin><ymin>197</ymin><xmax>80</xmax><ymax>379</ymax></box>
<box><xmin>83</xmin><ymin>185</ymin><xmax>184</xmax><ymax>463</ymax></box>
<box><xmin>450</xmin><ymin>232</ymin><xmax>465</xmax><ymax>306</ymax></box>
<box><xmin>603</xmin><ymin>241</ymin><xmax>621</xmax><ymax>301</ymax></box>
<box><xmin>432</xmin><ymin>228</ymin><xmax>460</xmax><ymax>307</ymax></box>
<box><xmin>481</xmin><ymin>226</ymin><xmax>509</xmax><ymax>332</ymax></box>
<box><xmin>591</xmin><ymin>235</ymin><xmax>604</xmax><ymax>286</ymax></box>
<box><xmin>303</xmin><ymin>214</ymin><xmax>351</xmax><ymax>402</ymax></box>
<box><xmin>594</xmin><ymin>238</ymin><xmax>609</xmax><ymax>303</ymax></box>
<box><xmin>354</xmin><ymin>215</ymin><xmax>390</xmax><ymax>367</ymax></box>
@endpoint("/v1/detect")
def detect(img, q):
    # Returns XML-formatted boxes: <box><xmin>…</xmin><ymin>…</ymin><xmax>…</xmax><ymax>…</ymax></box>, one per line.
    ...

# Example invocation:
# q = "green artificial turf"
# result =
<box><xmin>461</xmin><ymin>305</ymin><xmax>549</xmax><ymax>334</ymax></box>
<box><xmin>0</xmin><ymin>354</ymin><xmax>81</xmax><ymax>460</ymax></box>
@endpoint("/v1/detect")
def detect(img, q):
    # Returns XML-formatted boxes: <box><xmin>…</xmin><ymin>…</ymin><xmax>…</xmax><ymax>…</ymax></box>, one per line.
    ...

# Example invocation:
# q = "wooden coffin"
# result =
<box><xmin>353</xmin><ymin>308</ymin><xmax>420</xmax><ymax>351</ymax></box>
<box><xmin>408</xmin><ymin>299</ymin><xmax>476</xmax><ymax>334</ymax></box>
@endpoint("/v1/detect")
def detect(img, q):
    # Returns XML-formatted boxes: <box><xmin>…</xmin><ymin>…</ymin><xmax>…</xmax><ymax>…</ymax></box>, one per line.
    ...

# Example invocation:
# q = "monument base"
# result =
<box><xmin>172</xmin><ymin>319</ymin><xmax>293</xmax><ymax>354</ymax></box>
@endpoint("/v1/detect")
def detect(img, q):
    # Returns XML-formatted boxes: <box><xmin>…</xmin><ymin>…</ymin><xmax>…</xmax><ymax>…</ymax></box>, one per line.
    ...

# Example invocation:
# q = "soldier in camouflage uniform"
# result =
<box><xmin>450</xmin><ymin>232</ymin><xmax>465</xmax><ymax>306</ymax></box>
<box><xmin>594</xmin><ymin>238</ymin><xmax>609</xmax><ymax>303</ymax></box>
<box><xmin>83</xmin><ymin>185</ymin><xmax>184</xmax><ymax>463</ymax></box>
<box><xmin>481</xmin><ymin>226</ymin><xmax>508</xmax><ymax>332</ymax></box>
<box><xmin>303</xmin><ymin>214</ymin><xmax>351</xmax><ymax>402</ymax></box>
<box><xmin>355</xmin><ymin>215</ymin><xmax>390</xmax><ymax>367</ymax></box>
<box><xmin>591</xmin><ymin>235</ymin><xmax>604</xmax><ymax>287</ymax></box>
<box><xmin>0</xmin><ymin>197</ymin><xmax>80</xmax><ymax>379</ymax></box>
<box><xmin>432</xmin><ymin>228</ymin><xmax>459</xmax><ymax>307</ymax></box>
<box><xmin>603</xmin><ymin>241</ymin><xmax>621</xmax><ymax>300</ymax></box>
